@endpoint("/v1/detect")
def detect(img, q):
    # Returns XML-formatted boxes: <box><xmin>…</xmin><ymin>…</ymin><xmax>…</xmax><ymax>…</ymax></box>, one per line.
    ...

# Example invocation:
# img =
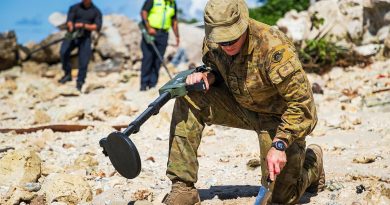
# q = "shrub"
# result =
<box><xmin>299</xmin><ymin>39</ymin><xmax>348</xmax><ymax>73</ymax></box>
<box><xmin>299</xmin><ymin>39</ymin><xmax>371</xmax><ymax>74</ymax></box>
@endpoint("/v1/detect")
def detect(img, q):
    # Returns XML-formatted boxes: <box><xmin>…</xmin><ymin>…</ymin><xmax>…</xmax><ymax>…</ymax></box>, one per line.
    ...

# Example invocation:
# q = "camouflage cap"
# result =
<box><xmin>204</xmin><ymin>0</ymin><xmax>249</xmax><ymax>43</ymax></box>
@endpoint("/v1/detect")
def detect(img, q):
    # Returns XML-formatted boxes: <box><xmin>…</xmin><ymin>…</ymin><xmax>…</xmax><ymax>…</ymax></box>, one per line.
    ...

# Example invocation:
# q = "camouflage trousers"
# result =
<box><xmin>166</xmin><ymin>84</ymin><xmax>318</xmax><ymax>204</ymax></box>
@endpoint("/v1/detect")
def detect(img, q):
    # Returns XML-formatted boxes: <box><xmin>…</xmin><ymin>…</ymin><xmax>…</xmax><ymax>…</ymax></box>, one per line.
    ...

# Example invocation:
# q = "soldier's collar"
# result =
<box><xmin>243</xmin><ymin>21</ymin><xmax>255</xmax><ymax>56</ymax></box>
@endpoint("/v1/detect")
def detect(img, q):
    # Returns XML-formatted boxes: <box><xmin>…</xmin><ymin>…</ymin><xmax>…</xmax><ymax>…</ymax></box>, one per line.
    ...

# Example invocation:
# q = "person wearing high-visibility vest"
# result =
<box><xmin>140</xmin><ymin>0</ymin><xmax>180</xmax><ymax>91</ymax></box>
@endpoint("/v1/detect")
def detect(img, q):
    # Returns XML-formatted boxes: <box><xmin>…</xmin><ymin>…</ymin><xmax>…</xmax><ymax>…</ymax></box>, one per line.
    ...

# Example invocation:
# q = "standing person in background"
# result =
<box><xmin>140</xmin><ymin>0</ymin><xmax>180</xmax><ymax>91</ymax></box>
<box><xmin>58</xmin><ymin>0</ymin><xmax>102</xmax><ymax>92</ymax></box>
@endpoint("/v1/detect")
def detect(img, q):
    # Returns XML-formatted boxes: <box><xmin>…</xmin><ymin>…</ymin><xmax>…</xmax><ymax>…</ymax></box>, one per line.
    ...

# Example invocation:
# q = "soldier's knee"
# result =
<box><xmin>175</xmin><ymin>93</ymin><xmax>206</xmax><ymax>112</ymax></box>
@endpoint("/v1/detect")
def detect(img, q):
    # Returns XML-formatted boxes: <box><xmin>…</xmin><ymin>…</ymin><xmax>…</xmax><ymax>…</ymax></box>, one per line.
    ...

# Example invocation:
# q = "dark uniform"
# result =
<box><xmin>60</xmin><ymin>2</ymin><xmax>102</xmax><ymax>89</ymax></box>
<box><xmin>140</xmin><ymin>0</ymin><xmax>177</xmax><ymax>90</ymax></box>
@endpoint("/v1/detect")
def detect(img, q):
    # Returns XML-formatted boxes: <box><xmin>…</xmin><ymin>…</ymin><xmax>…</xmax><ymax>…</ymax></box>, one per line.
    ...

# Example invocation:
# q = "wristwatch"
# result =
<box><xmin>272</xmin><ymin>140</ymin><xmax>287</xmax><ymax>151</ymax></box>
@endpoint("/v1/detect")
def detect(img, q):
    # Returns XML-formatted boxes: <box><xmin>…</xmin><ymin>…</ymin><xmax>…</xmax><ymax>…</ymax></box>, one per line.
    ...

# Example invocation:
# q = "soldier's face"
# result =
<box><xmin>82</xmin><ymin>0</ymin><xmax>92</xmax><ymax>6</ymax></box>
<box><xmin>219</xmin><ymin>30</ymin><xmax>247</xmax><ymax>56</ymax></box>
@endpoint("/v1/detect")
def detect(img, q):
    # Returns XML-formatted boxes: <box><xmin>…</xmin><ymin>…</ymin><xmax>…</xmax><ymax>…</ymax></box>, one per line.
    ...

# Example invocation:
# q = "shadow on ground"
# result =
<box><xmin>127</xmin><ymin>185</ymin><xmax>318</xmax><ymax>204</ymax></box>
<box><xmin>199</xmin><ymin>185</ymin><xmax>318</xmax><ymax>203</ymax></box>
<box><xmin>199</xmin><ymin>185</ymin><xmax>260</xmax><ymax>200</ymax></box>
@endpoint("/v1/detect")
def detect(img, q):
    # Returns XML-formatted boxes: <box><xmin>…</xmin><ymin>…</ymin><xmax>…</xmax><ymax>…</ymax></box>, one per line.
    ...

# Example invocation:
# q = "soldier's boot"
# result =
<box><xmin>76</xmin><ymin>81</ymin><xmax>83</xmax><ymax>92</ymax></box>
<box><xmin>162</xmin><ymin>181</ymin><xmax>201</xmax><ymax>205</ymax></box>
<box><xmin>305</xmin><ymin>144</ymin><xmax>325</xmax><ymax>193</ymax></box>
<box><xmin>58</xmin><ymin>74</ymin><xmax>72</xmax><ymax>84</ymax></box>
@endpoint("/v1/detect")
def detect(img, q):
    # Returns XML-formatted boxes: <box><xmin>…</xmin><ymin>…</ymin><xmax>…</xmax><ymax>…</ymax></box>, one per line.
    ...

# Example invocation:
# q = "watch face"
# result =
<box><xmin>276</xmin><ymin>141</ymin><xmax>285</xmax><ymax>150</ymax></box>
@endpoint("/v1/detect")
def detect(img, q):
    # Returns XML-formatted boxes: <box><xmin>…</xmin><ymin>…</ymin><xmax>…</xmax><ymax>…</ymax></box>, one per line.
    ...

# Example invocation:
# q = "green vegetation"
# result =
<box><xmin>248</xmin><ymin>0</ymin><xmax>370</xmax><ymax>73</ymax></box>
<box><xmin>249</xmin><ymin>0</ymin><xmax>310</xmax><ymax>25</ymax></box>
<box><xmin>177</xmin><ymin>8</ymin><xmax>198</xmax><ymax>24</ymax></box>
<box><xmin>179</xmin><ymin>18</ymin><xmax>198</xmax><ymax>24</ymax></box>
<box><xmin>311</xmin><ymin>11</ymin><xmax>325</xmax><ymax>30</ymax></box>
<box><xmin>299</xmin><ymin>39</ymin><xmax>348</xmax><ymax>73</ymax></box>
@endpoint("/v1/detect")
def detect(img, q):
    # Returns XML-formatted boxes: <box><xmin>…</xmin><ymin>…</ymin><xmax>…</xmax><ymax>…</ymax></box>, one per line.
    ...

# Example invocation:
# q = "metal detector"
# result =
<box><xmin>100</xmin><ymin>67</ymin><xmax>207</xmax><ymax>179</ymax></box>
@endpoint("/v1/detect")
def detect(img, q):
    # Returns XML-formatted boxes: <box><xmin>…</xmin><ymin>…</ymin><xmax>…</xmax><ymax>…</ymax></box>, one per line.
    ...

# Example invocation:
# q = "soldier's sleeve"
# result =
<box><xmin>201</xmin><ymin>39</ymin><xmax>224</xmax><ymax>85</ymax></box>
<box><xmin>94</xmin><ymin>8</ymin><xmax>103</xmax><ymax>32</ymax></box>
<box><xmin>142</xmin><ymin>0</ymin><xmax>154</xmax><ymax>12</ymax></box>
<box><xmin>266</xmin><ymin>45</ymin><xmax>317</xmax><ymax>146</ymax></box>
<box><xmin>66</xmin><ymin>5</ymin><xmax>76</xmax><ymax>23</ymax></box>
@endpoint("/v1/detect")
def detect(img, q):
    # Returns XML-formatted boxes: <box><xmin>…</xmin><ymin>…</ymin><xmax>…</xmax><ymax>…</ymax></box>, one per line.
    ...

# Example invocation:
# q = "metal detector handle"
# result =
<box><xmin>186</xmin><ymin>81</ymin><xmax>207</xmax><ymax>92</ymax></box>
<box><xmin>64</xmin><ymin>28</ymin><xmax>85</xmax><ymax>40</ymax></box>
<box><xmin>138</xmin><ymin>22</ymin><xmax>155</xmax><ymax>44</ymax></box>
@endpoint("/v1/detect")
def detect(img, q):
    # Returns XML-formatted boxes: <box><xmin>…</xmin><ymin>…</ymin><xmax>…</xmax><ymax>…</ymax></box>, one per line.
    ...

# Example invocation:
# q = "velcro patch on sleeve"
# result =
<box><xmin>269</xmin><ymin>65</ymin><xmax>284</xmax><ymax>84</ymax></box>
<box><xmin>278</xmin><ymin>61</ymin><xmax>295</xmax><ymax>78</ymax></box>
<box><xmin>269</xmin><ymin>61</ymin><xmax>298</xmax><ymax>85</ymax></box>
<box><xmin>268</xmin><ymin>45</ymin><xmax>299</xmax><ymax>84</ymax></box>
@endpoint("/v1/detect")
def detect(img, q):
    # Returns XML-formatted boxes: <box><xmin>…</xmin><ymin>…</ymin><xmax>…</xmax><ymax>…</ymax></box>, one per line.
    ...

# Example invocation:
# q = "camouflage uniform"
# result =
<box><xmin>166</xmin><ymin>2</ymin><xmax>320</xmax><ymax>205</ymax></box>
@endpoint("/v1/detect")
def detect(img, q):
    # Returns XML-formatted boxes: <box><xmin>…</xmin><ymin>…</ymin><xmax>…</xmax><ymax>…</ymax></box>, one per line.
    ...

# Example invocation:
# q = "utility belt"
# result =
<box><xmin>153</xmin><ymin>27</ymin><xmax>169</xmax><ymax>33</ymax></box>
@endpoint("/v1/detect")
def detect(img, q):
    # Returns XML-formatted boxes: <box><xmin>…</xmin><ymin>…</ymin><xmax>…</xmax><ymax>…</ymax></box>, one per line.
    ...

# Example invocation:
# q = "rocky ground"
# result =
<box><xmin>0</xmin><ymin>57</ymin><xmax>389</xmax><ymax>205</ymax></box>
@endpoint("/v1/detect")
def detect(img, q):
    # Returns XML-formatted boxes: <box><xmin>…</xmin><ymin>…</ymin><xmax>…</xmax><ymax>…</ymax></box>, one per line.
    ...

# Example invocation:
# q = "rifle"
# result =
<box><xmin>99</xmin><ymin>66</ymin><xmax>208</xmax><ymax>179</ymax></box>
<box><xmin>22</xmin><ymin>29</ymin><xmax>85</xmax><ymax>61</ymax></box>
<box><xmin>138</xmin><ymin>22</ymin><xmax>173</xmax><ymax>79</ymax></box>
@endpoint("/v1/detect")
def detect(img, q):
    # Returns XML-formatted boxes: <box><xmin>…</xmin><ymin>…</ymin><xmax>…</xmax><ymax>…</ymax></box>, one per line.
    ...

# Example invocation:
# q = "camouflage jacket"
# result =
<box><xmin>202</xmin><ymin>19</ymin><xmax>317</xmax><ymax>146</ymax></box>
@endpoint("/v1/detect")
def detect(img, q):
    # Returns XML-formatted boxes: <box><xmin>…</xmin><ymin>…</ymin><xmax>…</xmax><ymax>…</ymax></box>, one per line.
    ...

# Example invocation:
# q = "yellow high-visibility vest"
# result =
<box><xmin>148</xmin><ymin>0</ymin><xmax>176</xmax><ymax>30</ymax></box>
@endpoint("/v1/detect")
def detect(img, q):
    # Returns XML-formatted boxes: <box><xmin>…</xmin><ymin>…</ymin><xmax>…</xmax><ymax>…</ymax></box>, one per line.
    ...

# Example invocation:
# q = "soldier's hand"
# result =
<box><xmin>67</xmin><ymin>22</ymin><xmax>74</xmax><ymax>32</ymax></box>
<box><xmin>186</xmin><ymin>72</ymin><xmax>210</xmax><ymax>91</ymax></box>
<box><xmin>75</xmin><ymin>22</ymin><xmax>84</xmax><ymax>29</ymax></box>
<box><xmin>148</xmin><ymin>27</ymin><xmax>157</xmax><ymax>36</ymax></box>
<box><xmin>266</xmin><ymin>148</ymin><xmax>287</xmax><ymax>181</ymax></box>
<box><xmin>175</xmin><ymin>37</ymin><xmax>180</xmax><ymax>47</ymax></box>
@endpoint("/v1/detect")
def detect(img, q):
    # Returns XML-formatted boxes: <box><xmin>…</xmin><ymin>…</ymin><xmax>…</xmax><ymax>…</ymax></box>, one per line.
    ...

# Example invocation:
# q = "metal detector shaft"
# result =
<box><xmin>27</xmin><ymin>37</ymin><xmax>65</xmax><ymax>58</ymax></box>
<box><xmin>123</xmin><ymin>68</ymin><xmax>206</xmax><ymax>136</ymax></box>
<box><xmin>23</xmin><ymin>29</ymin><xmax>85</xmax><ymax>61</ymax></box>
<box><xmin>123</xmin><ymin>92</ymin><xmax>171</xmax><ymax>136</ymax></box>
<box><xmin>149</xmin><ymin>40</ymin><xmax>173</xmax><ymax>79</ymax></box>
